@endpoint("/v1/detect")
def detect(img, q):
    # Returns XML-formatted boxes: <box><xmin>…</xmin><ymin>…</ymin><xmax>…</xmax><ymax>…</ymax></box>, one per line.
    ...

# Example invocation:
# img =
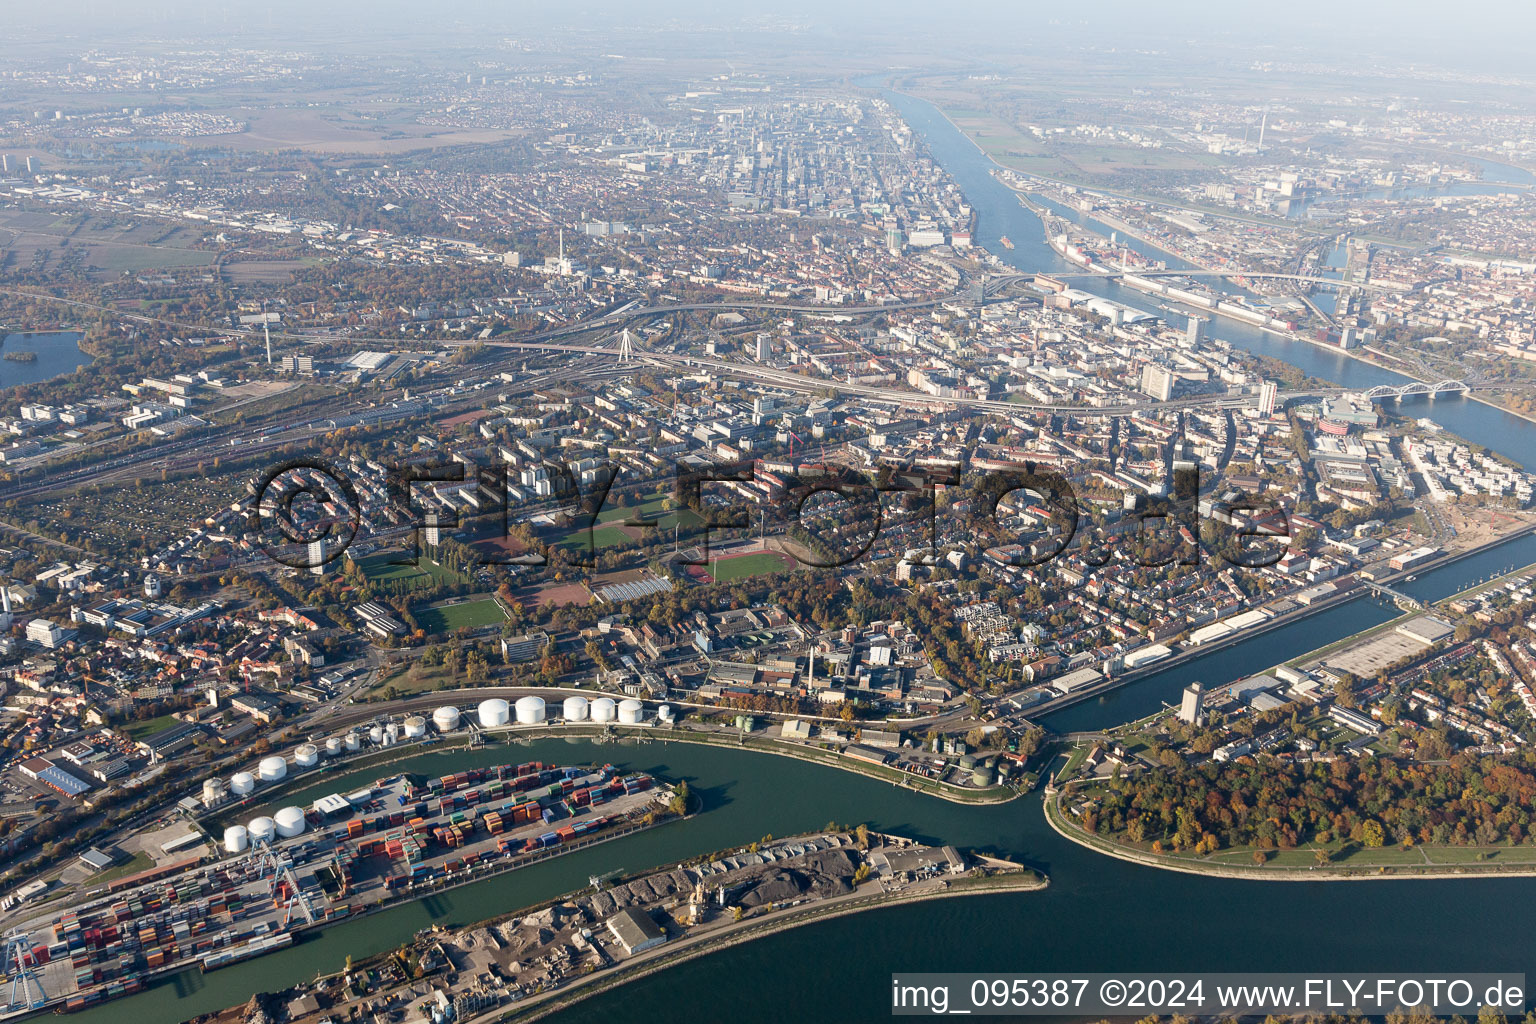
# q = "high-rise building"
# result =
<box><xmin>754</xmin><ymin>333</ymin><xmax>770</xmax><ymax>362</ymax></box>
<box><xmin>1178</xmin><ymin>682</ymin><xmax>1205</xmax><ymax>725</ymax></box>
<box><xmin>1258</xmin><ymin>379</ymin><xmax>1279</xmax><ymax>417</ymax></box>
<box><xmin>1140</xmin><ymin>364</ymin><xmax>1176</xmax><ymax>402</ymax></box>
<box><xmin>1186</xmin><ymin>316</ymin><xmax>1203</xmax><ymax>347</ymax></box>
<box><xmin>308</xmin><ymin>537</ymin><xmax>328</xmax><ymax>576</ymax></box>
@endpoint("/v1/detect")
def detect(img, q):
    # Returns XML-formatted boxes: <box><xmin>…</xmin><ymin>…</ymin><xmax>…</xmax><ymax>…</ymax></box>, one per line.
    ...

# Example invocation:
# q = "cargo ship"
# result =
<box><xmin>999</xmin><ymin>236</ymin><xmax>1014</xmax><ymax>249</ymax></box>
<box><xmin>199</xmin><ymin>932</ymin><xmax>292</xmax><ymax>972</ymax></box>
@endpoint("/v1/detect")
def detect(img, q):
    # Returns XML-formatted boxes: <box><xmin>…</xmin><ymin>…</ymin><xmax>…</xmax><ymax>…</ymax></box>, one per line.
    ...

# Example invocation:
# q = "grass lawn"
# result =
<box><xmin>91</xmin><ymin>851</ymin><xmax>155</xmax><ymax>885</ymax></box>
<box><xmin>120</xmin><ymin>713</ymin><xmax>181</xmax><ymax>741</ymax></box>
<box><xmin>558</xmin><ymin>524</ymin><xmax>633</xmax><ymax>551</ymax></box>
<box><xmin>708</xmin><ymin>551</ymin><xmax>795</xmax><ymax>582</ymax></box>
<box><xmin>415</xmin><ymin>597</ymin><xmax>507</xmax><ymax>633</ymax></box>
<box><xmin>1058</xmin><ymin>745</ymin><xmax>1091</xmax><ymax>781</ymax></box>
<box><xmin>558</xmin><ymin>496</ymin><xmax>704</xmax><ymax>551</ymax></box>
<box><xmin>371</xmin><ymin>661</ymin><xmax>463</xmax><ymax>697</ymax></box>
<box><xmin>354</xmin><ymin>552</ymin><xmax>465</xmax><ymax>587</ymax></box>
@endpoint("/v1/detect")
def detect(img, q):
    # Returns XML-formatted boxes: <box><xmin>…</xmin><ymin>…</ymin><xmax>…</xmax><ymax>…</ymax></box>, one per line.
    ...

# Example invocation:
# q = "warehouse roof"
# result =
<box><xmin>606</xmin><ymin>907</ymin><xmax>666</xmax><ymax>954</ymax></box>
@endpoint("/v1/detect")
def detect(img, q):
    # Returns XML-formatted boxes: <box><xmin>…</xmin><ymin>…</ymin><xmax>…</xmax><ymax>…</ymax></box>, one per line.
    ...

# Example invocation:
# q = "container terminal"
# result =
<box><xmin>1</xmin><ymin>762</ymin><xmax>674</xmax><ymax>1016</ymax></box>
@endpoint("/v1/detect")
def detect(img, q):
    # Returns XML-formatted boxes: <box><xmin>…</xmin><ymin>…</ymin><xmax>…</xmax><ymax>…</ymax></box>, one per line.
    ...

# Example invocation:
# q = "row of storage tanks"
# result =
<box><xmin>223</xmin><ymin>804</ymin><xmax>307</xmax><ymax>853</ymax></box>
<box><xmin>473</xmin><ymin>695</ymin><xmax>656</xmax><ymax>726</ymax></box>
<box><xmin>209</xmin><ymin>696</ymin><xmax>667</xmax><ymax>843</ymax></box>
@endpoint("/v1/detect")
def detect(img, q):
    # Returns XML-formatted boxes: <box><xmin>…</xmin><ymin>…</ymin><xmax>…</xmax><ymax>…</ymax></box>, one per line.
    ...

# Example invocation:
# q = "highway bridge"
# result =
<box><xmin>1363</xmin><ymin>379</ymin><xmax>1471</xmax><ymax>400</ymax></box>
<box><xmin>1360</xmin><ymin>581</ymin><xmax>1426</xmax><ymax>611</ymax></box>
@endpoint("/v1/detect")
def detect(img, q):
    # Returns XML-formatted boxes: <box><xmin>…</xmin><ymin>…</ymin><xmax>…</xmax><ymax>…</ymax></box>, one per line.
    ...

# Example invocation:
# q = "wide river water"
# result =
<box><xmin>76</xmin><ymin>90</ymin><xmax>1536</xmax><ymax>1024</ymax></box>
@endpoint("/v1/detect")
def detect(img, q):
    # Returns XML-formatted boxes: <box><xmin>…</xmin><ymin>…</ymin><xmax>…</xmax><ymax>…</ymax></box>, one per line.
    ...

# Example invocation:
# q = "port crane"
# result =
<box><xmin>588</xmin><ymin>868</ymin><xmax>622</xmax><ymax>892</ymax></box>
<box><xmin>2</xmin><ymin>929</ymin><xmax>45</xmax><ymax>1011</ymax></box>
<box><xmin>246</xmin><ymin>841</ymin><xmax>319</xmax><ymax>927</ymax></box>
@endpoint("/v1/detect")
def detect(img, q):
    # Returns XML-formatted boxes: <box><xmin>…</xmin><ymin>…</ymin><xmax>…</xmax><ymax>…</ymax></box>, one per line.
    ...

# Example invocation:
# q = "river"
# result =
<box><xmin>74</xmin><ymin>89</ymin><xmax>1536</xmax><ymax>1024</ymax></box>
<box><xmin>879</xmin><ymin>88</ymin><xmax>1536</xmax><ymax>472</ymax></box>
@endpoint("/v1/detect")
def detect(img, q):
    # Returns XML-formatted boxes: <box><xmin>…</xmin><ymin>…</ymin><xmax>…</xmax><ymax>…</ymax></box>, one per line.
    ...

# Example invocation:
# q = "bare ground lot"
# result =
<box><xmin>222</xmin><ymin>260</ymin><xmax>307</xmax><ymax>284</ymax></box>
<box><xmin>206</xmin><ymin>107</ymin><xmax>530</xmax><ymax>154</ymax></box>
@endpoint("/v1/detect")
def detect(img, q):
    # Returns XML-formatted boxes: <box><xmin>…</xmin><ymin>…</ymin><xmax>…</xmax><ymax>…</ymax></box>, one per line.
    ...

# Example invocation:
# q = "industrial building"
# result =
<box><xmin>606</xmin><ymin>907</ymin><xmax>666</xmax><ymax>955</ymax></box>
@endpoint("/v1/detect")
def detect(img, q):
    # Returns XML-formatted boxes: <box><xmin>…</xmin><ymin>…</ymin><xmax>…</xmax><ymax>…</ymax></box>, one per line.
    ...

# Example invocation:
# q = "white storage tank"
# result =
<box><xmin>515</xmin><ymin>695</ymin><xmax>546</xmax><ymax>725</ymax></box>
<box><xmin>230</xmin><ymin>772</ymin><xmax>256</xmax><ymax>797</ymax></box>
<box><xmin>223</xmin><ymin>825</ymin><xmax>249</xmax><ymax>854</ymax></box>
<box><xmin>478</xmin><ymin>698</ymin><xmax>510</xmax><ymax>728</ymax></box>
<box><xmin>432</xmin><ymin>706</ymin><xmax>461</xmax><ymax>733</ymax></box>
<box><xmin>326</xmin><ymin>737</ymin><xmax>343</xmax><ymax>757</ymax></box>
<box><xmin>369</xmin><ymin>725</ymin><xmax>384</xmax><ymax>744</ymax></box>
<box><xmin>658</xmin><ymin>704</ymin><xmax>674</xmax><ymax>724</ymax></box>
<box><xmin>591</xmin><ymin>697</ymin><xmax>617</xmax><ymax>723</ymax></box>
<box><xmin>385</xmin><ymin>723</ymin><xmax>400</xmax><ymax>743</ymax></box>
<box><xmin>293</xmin><ymin>744</ymin><xmax>319</xmax><ymax>768</ymax></box>
<box><xmin>248</xmin><ymin>816</ymin><xmax>276</xmax><ymax>845</ymax></box>
<box><xmin>258</xmin><ymin>756</ymin><xmax>288</xmax><ymax>782</ymax></box>
<box><xmin>618</xmin><ymin>699</ymin><xmax>644</xmax><ymax>724</ymax></box>
<box><xmin>274</xmin><ymin>806</ymin><xmax>307</xmax><ymax>839</ymax></box>
<box><xmin>562</xmin><ymin>696</ymin><xmax>589</xmax><ymax>722</ymax></box>
<box><xmin>345</xmin><ymin>732</ymin><xmax>361</xmax><ymax>751</ymax></box>
<box><xmin>202</xmin><ymin>778</ymin><xmax>226</xmax><ymax>807</ymax></box>
<box><xmin>403</xmin><ymin>716</ymin><xmax>427</xmax><ymax>739</ymax></box>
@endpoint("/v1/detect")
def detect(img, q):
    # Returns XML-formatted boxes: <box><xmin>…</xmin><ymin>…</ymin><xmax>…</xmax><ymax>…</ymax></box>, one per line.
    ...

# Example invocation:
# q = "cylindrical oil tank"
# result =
<box><xmin>385</xmin><ymin>723</ymin><xmax>400</xmax><ymax>742</ymax></box>
<box><xmin>258</xmin><ymin>756</ymin><xmax>288</xmax><ymax>782</ymax></box>
<box><xmin>274</xmin><ymin>806</ymin><xmax>306</xmax><ymax>838</ymax></box>
<box><xmin>562</xmin><ymin>696</ymin><xmax>589</xmax><ymax>722</ymax></box>
<box><xmin>293</xmin><ymin>744</ymin><xmax>319</xmax><ymax>768</ymax></box>
<box><xmin>433</xmin><ymin>706</ymin><xmax>461</xmax><ymax>732</ymax></box>
<box><xmin>618</xmin><ymin>699</ymin><xmax>644</xmax><ymax>724</ymax></box>
<box><xmin>657</xmin><ymin>704</ymin><xmax>674</xmax><ymax>723</ymax></box>
<box><xmin>248</xmin><ymin>816</ymin><xmax>276</xmax><ymax>844</ymax></box>
<box><xmin>369</xmin><ymin>725</ymin><xmax>384</xmax><ymax>744</ymax></box>
<box><xmin>590</xmin><ymin>697</ymin><xmax>617</xmax><ymax>723</ymax></box>
<box><xmin>202</xmin><ymin>778</ymin><xmax>225</xmax><ymax>806</ymax></box>
<box><xmin>403</xmin><ymin>716</ymin><xmax>427</xmax><ymax>739</ymax></box>
<box><xmin>958</xmin><ymin>754</ymin><xmax>977</xmax><ymax>772</ymax></box>
<box><xmin>223</xmin><ymin>825</ymin><xmax>248</xmax><ymax>854</ymax></box>
<box><xmin>325</xmin><ymin>737</ymin><xmax>343</xmax><ymax>756</ymax></box>
<box><xmin>515</xmin><ymin>695</ymin><xmax>546</xmax><ymax>725</ymax></box>
<box><xmin>345</xmin><ymin>732</ymin><xmax>361</xmax><ymax>751</ymax></box>
<box><xmin>478</xmin><ymin>698</ymin><xmax>510</xmax><ymax>728</ymax></box>
<box><xmin>230</xmin><ymin>771</ymin><xmax>256</xmax><ymax>797</ymax></box>
<box><xmin>972</xmin><ymin>766</ymin><xmax>994</xmax><ymax>787</ymax></box>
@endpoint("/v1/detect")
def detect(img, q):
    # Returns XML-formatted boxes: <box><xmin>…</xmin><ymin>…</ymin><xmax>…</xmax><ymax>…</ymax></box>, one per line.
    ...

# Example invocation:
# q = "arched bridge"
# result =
<box><xmin>1363</xmin><ymin>380</ymin><xmax>1470</xmax><ymax>401</ymax></box>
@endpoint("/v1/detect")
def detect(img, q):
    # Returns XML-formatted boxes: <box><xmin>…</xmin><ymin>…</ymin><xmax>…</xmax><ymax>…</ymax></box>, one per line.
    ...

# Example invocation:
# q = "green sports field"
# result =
<box><xmin>354</xmin><ymin>551</ymin><xmax>465</xmax><ymax>586</ymax></box>
<box><xmin>708</xmin><ymin>550</ymin><xmax>796</xmax><ymax>582</ymax></box>
<box><xmin>415</xmin><ymin>597</ymin><xmax>508</xmax><ymax>633</ymax></box>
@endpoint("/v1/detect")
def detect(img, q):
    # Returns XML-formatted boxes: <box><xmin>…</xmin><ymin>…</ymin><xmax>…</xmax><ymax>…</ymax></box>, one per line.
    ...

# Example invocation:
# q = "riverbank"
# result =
<box><xmin>498</xmin><ymin>866</ymin><xmax>1045</xmax><ymax>1024</ymax></box>
<box><xmin>504</xmin><ymin>722</ymin><xmax>1024</xmax><ymax>805</ymax></box>
<box><xmin>1044</xmin><ymin>788</ymin><xmax>1536</xmax><ymax>880</ymax></box>
<box><xmin>1028</xmin><ymin>518</ymin><xmax>1536</xmax><ymax>724</ymax></box>
<box><xmin>989</xmin><ymin>160</ymin><xmax>1536</xmax><ymax>430</ymax></box>
<box><xmin>8</xmin><ymin>764</ymin><xmax>689</xmax><ymax>1021</ymax></box>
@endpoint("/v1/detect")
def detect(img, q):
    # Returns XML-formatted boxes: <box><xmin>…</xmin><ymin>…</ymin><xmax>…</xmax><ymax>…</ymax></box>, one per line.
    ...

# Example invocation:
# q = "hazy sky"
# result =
<box><xmin>4</xmin><ymin>1</ymin><xmax>1535</xmax><ymax>72</ymax></box>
